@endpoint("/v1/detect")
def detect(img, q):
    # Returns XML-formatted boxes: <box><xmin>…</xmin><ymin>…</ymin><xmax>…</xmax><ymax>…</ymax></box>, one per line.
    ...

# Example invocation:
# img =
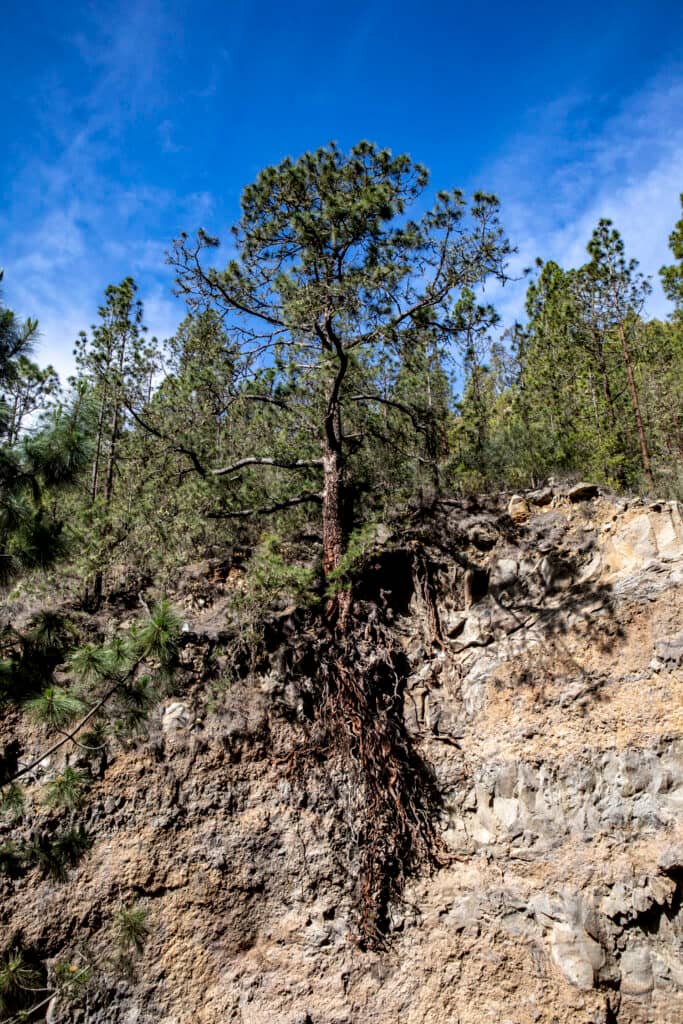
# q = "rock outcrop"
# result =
<box><xmin>2</xmin><ymin>487</ymin><xmax>683</xmax><ymax>1023</ymax></box>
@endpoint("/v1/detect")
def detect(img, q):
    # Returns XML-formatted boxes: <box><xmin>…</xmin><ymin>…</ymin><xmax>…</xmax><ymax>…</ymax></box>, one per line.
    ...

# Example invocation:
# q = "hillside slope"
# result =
<box><xmin>3</xmin><ymin>487</ymin><xmax>683</xmax><ymax>1024</ymax></box>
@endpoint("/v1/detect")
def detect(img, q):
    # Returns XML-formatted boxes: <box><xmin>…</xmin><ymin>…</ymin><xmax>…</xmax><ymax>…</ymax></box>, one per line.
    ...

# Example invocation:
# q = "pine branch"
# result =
<box><xmin>8</xmin><ymin>682</ymin><xmax>120</xmax><ymax>784</ymax></box>
<box><xmin>125</xmin><ymin>404</ymin><xmax>208</xmax><ymax>478</ymax></box>
<box><xmin>349</xmin><ymin>393</ymin><xmax>429</xmax><ymax>434</ymax></box>
<box><xmin>206</xmin><ymin>490</ymin><xmax>323</xmax><ymax>519</ymax></box>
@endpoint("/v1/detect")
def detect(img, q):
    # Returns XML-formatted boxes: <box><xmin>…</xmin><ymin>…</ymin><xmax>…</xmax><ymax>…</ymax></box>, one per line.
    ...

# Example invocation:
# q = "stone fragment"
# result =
<box><xmin>658</xmin><ymin>844</ymin><xmax>683</xmax><ymax>872</ymax></box>
<box><xmin>468</xmin><ymin>522</ymin><xmax>499</xmax><ymax>550</ymax></box>
<box><xmin>537</xmin><ymin>554</ymin><xmax>572</xmax><ymax>591</ymax></box>
<box><xmin>576</xmin><ymin>551</ymin><xmax>602</xmax><ymax>583</ymax></box>
<box><xmin>529</xmin><ymin>486</ymin><xmax>554</xmax><ymax>506</ymax></box>
<box><xmin>655</xmin><ymin>631</ymin><xmax>683</xmax><ymax>667</ymax></box>
<box><xmin>566</xmin><ymin>482</ymin><xmax>600</xmax><ymax>502</ymax></box>
<box><xmin>620</xmin><ymin>947</ymin><xmax>654</xmax><ymax>995</ymax></box>
<box><xmin>489</xmin><ymin>558</ymin><xmax>518</xmax><ymax>591</ymax></box>
<box><xmin>162</xmin><ymin>701</ymin><xmax>193</xmax><ymax>732</ymax></box>
<box><xmin>599</xmin><ymin>883</ymin><xmax>629</xmax><ymax>920</ymax></box>
<box><xmin>550</xmin><ymin>923</ymin><xmax>605</xmax><ymax>990</ymax></box>
<box><xmin>508</xmin><ymin>494</ymin><xmax>530</xmax><ymax>524</ymax></box>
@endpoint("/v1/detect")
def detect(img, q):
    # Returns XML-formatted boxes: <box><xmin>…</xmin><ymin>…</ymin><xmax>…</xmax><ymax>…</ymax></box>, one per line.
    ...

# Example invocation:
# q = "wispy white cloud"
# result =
<box><xmin>1</xmin><ymin>2</ymin><xmax>211</xmax><ymax>383</ymax></box>
<box><xmin>3</xmin><ymin>21</ymin><xmax>681</xmax><ymax>391</ymax></box>
<box><xmin>486</xmin><ymin>68</ymin><xmax>683</xmax><ymax>325</ymax></box>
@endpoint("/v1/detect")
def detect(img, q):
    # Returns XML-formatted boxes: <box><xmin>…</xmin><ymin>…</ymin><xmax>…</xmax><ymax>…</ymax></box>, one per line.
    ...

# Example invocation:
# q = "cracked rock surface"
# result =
<box><xmin>2</xmin><ymin>487</ymin><xmax>683</xmax><ymax>1023</ymax></box>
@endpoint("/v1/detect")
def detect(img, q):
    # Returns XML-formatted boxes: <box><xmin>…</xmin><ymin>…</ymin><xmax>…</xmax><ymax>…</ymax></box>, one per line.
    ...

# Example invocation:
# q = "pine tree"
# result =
<box><xmin>585</xmin><ymin>220</ymin><xmax>653</xmax><ymax>486</ymax></box>
<box><xmin>512</xmin><ymin>227</ymin><xmax>654</xmax><ymax>490</ymax></box>
<box><xmin>448</xmin><ymin>289</ymin><xmax>501</xmax><ymax>489</ymax></box>
<box><xmin>169</xmin><ymin>141</ymin><xmax>511</xmax><ymax>614</ymax></box>
<box><xmin>0</xmin><ymin>274</ymin><xmax>90</xmax><ymax>585</ymax></box>
<box><xmin>74</xmin><ymin>279</ymin><xmax>158</xmax><ymax>605</ymax></box>
<box><xmin>660</xmin><ymin>194</ymin><xmax>683</xmax><ymax>315</ymax></box>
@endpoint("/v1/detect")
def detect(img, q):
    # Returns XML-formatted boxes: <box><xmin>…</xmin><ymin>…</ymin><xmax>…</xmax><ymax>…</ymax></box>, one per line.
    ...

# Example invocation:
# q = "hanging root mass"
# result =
<box><xmin>312</xmin><ymin>609</ymin><xmax>447</xmax><ymax>949</ymax></box>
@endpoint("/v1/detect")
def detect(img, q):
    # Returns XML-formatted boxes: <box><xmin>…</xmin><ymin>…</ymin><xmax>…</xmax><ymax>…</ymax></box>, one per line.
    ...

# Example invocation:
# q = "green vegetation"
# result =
<box><xmin>1</xmin><ymin>143</ymin><xmax>683</xmax><ymax>976</ymax></box>
<box><xmin>0</xmin><ymin>949</ymin><xmax>43</xmax><ymax>1015</ymax></box>
<box><xmin>3</xmin><ymin>147</ymin><xmax>676</xmax><ymax>607</ymax></box>
<box><xmin>113</xmin><ymin>903</ymin><xmax>151</xmax><ymax>955</ymax></box>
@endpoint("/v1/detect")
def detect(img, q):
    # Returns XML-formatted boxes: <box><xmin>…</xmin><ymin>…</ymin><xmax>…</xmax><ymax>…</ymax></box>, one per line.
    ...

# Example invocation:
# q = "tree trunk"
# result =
<box><xmin>93</xmin><ymin>339</ymin><xmax>127</xmax><ymax>607</ymax></box>
<box><xmin>86</xmin><ymin>393</ymin><xmax>107</xmax><ymax>609</ymax></box>
<box><xmin>591</xmin><ymin>330</ymin><xmax>628</xmax><ymax>486</ymax></box>
<box><xmin>8</xmin><ymin>396</ymin><xmax>19</xmax><ymax>446</ymax></box>
<box><xmin>593</xmin><ymin>333</ymin><xmax>618</xmax><ymax>433</ymax></box>
<box><xmin>322</xmin><ymin>442</ymin><xmax>344</xmax><ymax>576</ymax></box>
<box><xmin>617</xmin><ymin>322</ymin><xmax>654</xmax><ymax>487</ymax></box>
<box><xmin>319</xmin><ymin>324</ymin><xmax>352</xmax><ymax>624</ymax></box>
<box><xmin>90</xmin><ymin>387</ymin><xmax>109</xmax><ymax>503</ymax></box>
<box><xmin>103</xmin><ymin>402</ymin><xmax>120</xmax><ymax>505</ymax></box>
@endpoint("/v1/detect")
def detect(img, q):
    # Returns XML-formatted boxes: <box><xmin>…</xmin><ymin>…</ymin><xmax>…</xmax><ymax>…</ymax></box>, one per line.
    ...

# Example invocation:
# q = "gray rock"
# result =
<box><xmin>567</xmin><ymin>482</ymin><xmax>600</xmax><ymax>502</ymax></box>
<box><xmin>529</xmin><ymin>487</ymin><xmax>554</xmax><ymax>506</ymax></box>
<box><xmin>655</xmin><ymin>631</ymin><xmax>683</xmax><ymax>667</ymax></box>
<box><xmin>490</xmin><ymin>558</ymin><xmax>518</xmax><ymax>591</ymax></box>
<box><xmin>550</xmin><ymin>923</ymin><xmax>604</xmax><ymax>989</ymax></box>
<box><xmin>658</xmin><ymin>844</ymin><xmax>683</xmax><ymax>873</ymax></box>
<box><xmin>468</xmin><ymin>523</ymin><xmax>499</xmax><ymax>550</ymax></box>
<box><xmin>620</xmin><ymin>947</ymin><xmax>654</xmax><ymax>995</ymax></box>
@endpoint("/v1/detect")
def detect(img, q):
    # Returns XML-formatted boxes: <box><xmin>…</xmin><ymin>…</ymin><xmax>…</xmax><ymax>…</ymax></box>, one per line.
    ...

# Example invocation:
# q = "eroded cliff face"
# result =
<box><xmin>3</xmin><ymin>488</ymin><xmax>683</xmax><ymax>1024</ymax></box>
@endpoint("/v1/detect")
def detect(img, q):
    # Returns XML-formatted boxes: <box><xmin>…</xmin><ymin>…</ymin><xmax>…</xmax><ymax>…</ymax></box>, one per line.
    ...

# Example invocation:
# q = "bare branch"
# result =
<box><xmin>126</xmin><ymin>404</ymin><xmax>208</xmax><ymax>478</ymax></box>
<box><xmin>210</xmin><ymin>456</ymin><xmax>323</xmax><ymax>477</ymax></box>
<box><xmin>349</xmin><ymin>393</ymin><xmax>429</xmax><ymax>434</ymax></box>
<box><xmin>207</xmin><ymin>491</ymin><xmax>323</xmax><ymax>519</ymax></box>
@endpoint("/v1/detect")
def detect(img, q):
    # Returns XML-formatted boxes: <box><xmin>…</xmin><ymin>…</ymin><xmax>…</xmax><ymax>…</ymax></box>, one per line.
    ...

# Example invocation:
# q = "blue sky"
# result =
<box><xmin>2</xmin><ymin>0</ymin><xmax>683</xmax><ymax>381</ymax></box>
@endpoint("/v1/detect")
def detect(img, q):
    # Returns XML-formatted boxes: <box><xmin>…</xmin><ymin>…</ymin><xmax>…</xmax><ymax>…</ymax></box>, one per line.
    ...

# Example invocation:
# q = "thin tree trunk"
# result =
<box><xmin>322</xmin><ymin>442</ymin><xmax>344</xmax><ymax>576</ymax></box>
<box><xmin>593</xmin><ymin>334</ymin><xmax>618</xmax><ymax>432</ymax></box>
<box><xmin>320</xmin><ymin>324</ymin><xmax>351</xmax><ymax>624</ymax></box>
<box><xmin>85</xmin><ymin>393</ymin><xmax>107</xmax><ymax>608</ymax></box>
<box><xmin>588</xmin><ymin>369</ymin><xmax>608</xmax><ymax>481</ymax></box>
<box><xmin>425</xmin><ymin>363</ymin><xmax>441</xmax><ymax>495</ymax></box>
<box><xmin>617</xmin><ymin>322</ymin><xmax>654</xmax><ymax>487</ymax></box>
<box><xmin>103</xmin><ymin>403</ymin><xmax>120</xmax><ymax>504</ymax></box>
<box><xmin>92</xmin><ymin>401</ymin><xmax>119</xmax><ymax>608</ymax></box>
<box><xmin>90</xmin><ymin>389</ymin><xmax>108</xmax><ymax>503</ymax></box>
<box><xmin>93</xmin><ymin>342</ymin><xmax>126</xmax><ymax>607</ymax></box>
<box><xmin>8</xmin><ymin>396</ymin><xmax>19</xmax><ymax>446</ymax></box>
<box><xmin>591</xmin><ymin>330</ymin><xmax>628</xmax><ymax>486</ymax></box>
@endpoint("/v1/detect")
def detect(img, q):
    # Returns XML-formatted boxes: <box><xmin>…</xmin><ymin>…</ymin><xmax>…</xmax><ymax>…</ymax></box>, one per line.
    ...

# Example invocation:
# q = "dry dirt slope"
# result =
<box><xmin>2</xmin><ymin>486</ymin><xmax>683</xmax><ymax>1023</ymax></box>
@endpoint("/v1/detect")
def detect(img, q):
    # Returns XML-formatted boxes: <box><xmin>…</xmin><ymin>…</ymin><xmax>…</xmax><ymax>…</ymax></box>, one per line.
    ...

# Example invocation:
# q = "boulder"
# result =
<box><xmin>468</xmin><ymin>522</ymin><xmax>499</xmax><ymax>550</ymax></box>
<box><xmin>508</xmin><ymin>495</ymin><xmax>530</xmax><ymax>524</ymax></box>
<box><xmin>529</xmin><ymin>486</ymin><xmax>554</xmax><ymax>506</ymax></box>
<box><xmin>601</xmin><ymin>502</ymin><xmax>683</xmax><ymax>576</ymax></box>
<box><xmin>567</xmin><ymin>482</ymin><xmax>600</xmax><ymax>502</ymax></box>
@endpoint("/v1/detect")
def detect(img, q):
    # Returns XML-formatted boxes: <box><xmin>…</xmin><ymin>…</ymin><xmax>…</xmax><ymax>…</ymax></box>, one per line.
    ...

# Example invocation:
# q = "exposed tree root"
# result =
<box><xmin>411</xmin><ymin>548</ymin><xmax>444</xmax><ymax>647</ymax></box>
<box><xmin>324</xmin><ymin>629</ymin><xmax>447</xmax><ymax>947</ymax></box>
<box><xmin>283</xmin><ymin>574</ymin><xmax>447</xmax><ymax>949</ymax></box>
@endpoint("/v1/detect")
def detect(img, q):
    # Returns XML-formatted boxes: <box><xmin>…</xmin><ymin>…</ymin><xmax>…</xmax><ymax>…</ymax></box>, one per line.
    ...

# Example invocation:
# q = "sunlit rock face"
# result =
<box><xmin>2</xmin><ymin>486</ymin><xmax>683</xmax><ymax>1024</ymax></box>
